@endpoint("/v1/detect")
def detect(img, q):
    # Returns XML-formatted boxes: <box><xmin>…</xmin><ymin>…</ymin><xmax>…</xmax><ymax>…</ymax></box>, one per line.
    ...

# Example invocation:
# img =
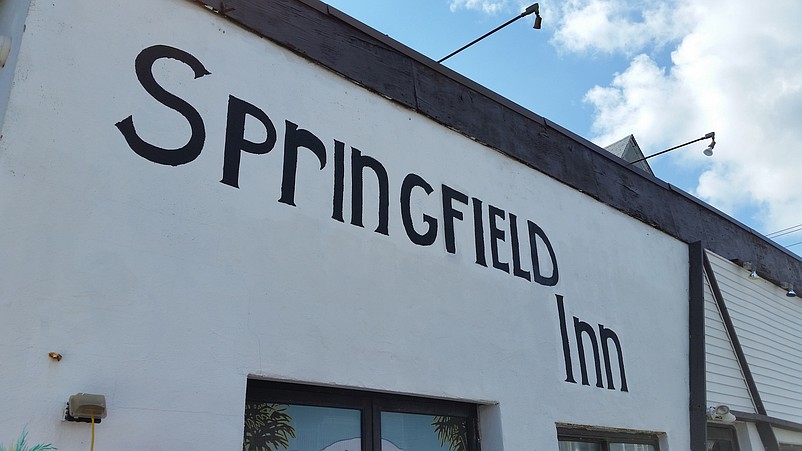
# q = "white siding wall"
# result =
<box><xmin>706</xmin><ymin>251</ymin><xmax>802</xmax><ymax>423</ymax></box>
<box><xmin>775</xmin><ymin>428</ymin><xmax>802</xmax><ymax>447</ymax></box>
<box><xmin>705</xmin><ymin>266</ymin><xmax>755</xmax><ymax>412</ymax></box>
<box><xmin>738</xmin><ymin>422</ymin><xmax>768</xmax><ymax>451</ymax></box>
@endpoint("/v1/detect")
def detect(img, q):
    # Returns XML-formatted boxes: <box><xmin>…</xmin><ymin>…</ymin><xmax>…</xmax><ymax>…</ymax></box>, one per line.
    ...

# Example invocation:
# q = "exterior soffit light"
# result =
<box><xmin>742</xmin><ymin>262</ymin><xmax>760</xmax><ymax>280</ymax></box>
<box><xmin>707</xmin><ymin>405</ymin><xmax>736</xmax><ymax>423</ymax></box>
<box><xmin>438</xmin><ymin>3</ymin><xmax>542</xmax><ymax>63</ymax></box>
<box><xmin>630</xmin><ymin>132</ymin><xmax>716</xmax><ymax>165</ymax></box>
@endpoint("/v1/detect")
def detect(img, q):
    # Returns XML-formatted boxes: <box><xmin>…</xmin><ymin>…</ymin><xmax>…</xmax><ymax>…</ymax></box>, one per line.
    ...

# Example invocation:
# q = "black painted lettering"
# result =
<box><xmin>279</xmin><ymin>121</ymin><xmax>327</xmax><ymax>206</ymax></box>
<box><xmin>441</xmin><ymin>185</ymin><xmax>469</xmax><ymax>254</ymax></box>
<box><xmin>220</xmin><ymin>95</ymin><xmax>278</xmax><ymax>188</ymax></box>
<box><xmin>574</xmin><ymin>317</ymin><xmax>604</xmax><ymax>388</ymax></box>
<box><xmin>509</xmin><ymin>213</ymin><xmax>531</xmax><ymax>281</ymax></box>
<box><xmin>527</xmin><ymin>220</ymin><xmax>559</xmax><ymax>286</ymax></box>
<box><xmin>488</xmin><ymin>205</ymin><xmax>509</xmax><ymax>273</ymax></box>
<box><xmin>400</xmin><ymin>173</ymin><xmax>438</xmax><ymax>245</ymax></box>
<box><xmin>472</xmin><ymin>198</ymin><xmax>487</xmax><ymax>267</ymax></box>
<box><xmin>332</xmin><ymin>140</ymin><xmax>345</xmax><ymax>222</ymax></box>
<box><xmin>350</xmin><ymin>148</ymin><xmax>389</xmax><ymax>235</ymax></box>
<box><xmin>116</xmin><ymin>45</ymin><xmax>210</xmax><ymax>166</ymax></box>
<box><xmin>561</xmin><ymin>301</ymin><xmax>629</xmax><ymax>392</ymax></box>
<box><xmin>556</xmin><ymin>295</ymin><xmax>576</xmax><ymax>384</ymax></box>
<box><xmin>600</xmin><ymin>324</ymin><xmax>628</xmax><ymax>392</ymax></box>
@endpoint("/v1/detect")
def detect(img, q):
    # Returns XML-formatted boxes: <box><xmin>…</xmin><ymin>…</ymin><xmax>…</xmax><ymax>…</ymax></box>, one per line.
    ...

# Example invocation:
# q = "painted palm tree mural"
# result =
<box><xmin>243</xmin><ymin>401</ymin><xmax>467</xmax><ymax>451</ymax></box>
<box><xmin>432</xmin><ymin>416</ymin><xmax>468</xmax><ymax>451</ymax></box>
<box><xmin>0</xmin><ymin>430</ymin><xmax>56</xmax><ymax>451</ymax></box>
<box><xmin>243</xmin><ymin>403</ymin><xmax>296</xmax><ymax>451</ymax></box>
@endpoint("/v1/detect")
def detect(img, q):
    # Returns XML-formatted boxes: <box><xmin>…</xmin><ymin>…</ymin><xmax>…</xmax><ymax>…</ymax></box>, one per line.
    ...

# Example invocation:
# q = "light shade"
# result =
<box><xmin>703</xmin><ymin>144</ymin><xmax>714</xmax><ymax>156</ymax></box>
<box><xmin>788</xmin><ymin>287</ymin><xmax>797</xmax><ymax>298</ymax></box>
<box><xmin>530</xmin><ymin>3</ymin><xmax>542</xmax><ymax>29</ymax></box>
<box><xmin>707</xmin><ymin>405</ymin><xmax>736</xmax><ymax>423</ymax></box>
<box><xmin>742</xmin><ymin>262</ymin><xmax>759</xmax><ymax>280</ymax></box>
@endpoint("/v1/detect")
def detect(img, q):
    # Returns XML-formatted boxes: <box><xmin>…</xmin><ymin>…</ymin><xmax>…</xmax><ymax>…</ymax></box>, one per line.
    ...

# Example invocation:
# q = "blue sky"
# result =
<box><xmin>324</xmin><ymin>0</ymin><xmax>802</xmax><ymax>256</ymax></box>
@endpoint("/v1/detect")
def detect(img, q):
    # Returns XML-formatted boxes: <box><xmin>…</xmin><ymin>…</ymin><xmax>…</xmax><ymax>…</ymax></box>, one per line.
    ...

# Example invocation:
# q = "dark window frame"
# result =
<box><xmin>707</xmin><ymin>424</ymin><xmax>741</xmax><ymax>451</ymax></box>
<box><xmin>557</xmin><ymin>425</ymin><xmax>661</xmax><ymax>450</ymax></box>
<box><xmin>245</xmin><ymin>379</ymin><xmax>480</xmax><ymax>451</ymax></box>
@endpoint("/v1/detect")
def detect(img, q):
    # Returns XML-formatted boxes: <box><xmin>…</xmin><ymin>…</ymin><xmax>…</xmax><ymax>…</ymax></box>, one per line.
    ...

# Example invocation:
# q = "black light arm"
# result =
<box><xmin>438</xmin><ymin>3</ymin><xmax>541</xmax><ymax>63</ymax></box>
<box><xmin>629</xmin><ymin>132</ymin><xmax>716</xmax><ymax>165</ymax></box>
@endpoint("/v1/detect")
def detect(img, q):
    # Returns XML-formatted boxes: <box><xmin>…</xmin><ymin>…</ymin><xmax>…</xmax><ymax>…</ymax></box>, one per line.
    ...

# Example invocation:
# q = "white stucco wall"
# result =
<box><xmin>0</xmin><ymin>0</ymin><xmax>690</xmax><ymax>449</ymax></box>
<box><xmin>0</xmin><ymin>0</ymin><xmax>30</xmax><ymax>132</ymax></box>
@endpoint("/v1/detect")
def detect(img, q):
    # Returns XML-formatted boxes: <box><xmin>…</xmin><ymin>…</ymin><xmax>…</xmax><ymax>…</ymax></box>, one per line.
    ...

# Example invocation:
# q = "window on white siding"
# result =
<box><xmin>243</xmin><ymin>380</ymin><xmax>479</xmax><ymax>451</ymax></box>
<box><xmin>557</xmin><ymin>426</ymin><xmax>660</xmax><ymax>451</ymax></box>
<box><xmin>706</xmin><ymin>424</ymin><xmax>739</xmax><ymax>451</ymax></box>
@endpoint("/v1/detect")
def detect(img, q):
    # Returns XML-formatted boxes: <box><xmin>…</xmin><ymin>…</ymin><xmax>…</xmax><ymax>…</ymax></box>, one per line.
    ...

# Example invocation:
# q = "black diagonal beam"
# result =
<box><xmin>703</xmin><ymin>252</ymin><xmax>779</xmax><ymax>451</ymax></box>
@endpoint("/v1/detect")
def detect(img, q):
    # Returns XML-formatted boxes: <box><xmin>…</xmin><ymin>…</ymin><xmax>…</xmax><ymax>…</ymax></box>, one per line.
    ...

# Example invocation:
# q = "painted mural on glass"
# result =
<box><xmin>383</xmin><ymin>412</ymin><xmax>468</xmax><ymax>451</ymax></box>
<box><xmin>244</xmin><ymin>403</ymin><xmax>467</xmax><ymax>451</ymax></box>
<box><xmin>243</xmin><ymin>403</ymin><xmax>297</xmax><ymax>451</ymax></box>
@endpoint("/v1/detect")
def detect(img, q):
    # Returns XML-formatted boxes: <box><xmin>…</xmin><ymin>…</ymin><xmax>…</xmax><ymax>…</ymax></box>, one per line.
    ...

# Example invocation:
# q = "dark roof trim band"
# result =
<box><xmin>189</xmin><ymin>0</ymin><xmax>802</xmax><ymax>291</ymax></box>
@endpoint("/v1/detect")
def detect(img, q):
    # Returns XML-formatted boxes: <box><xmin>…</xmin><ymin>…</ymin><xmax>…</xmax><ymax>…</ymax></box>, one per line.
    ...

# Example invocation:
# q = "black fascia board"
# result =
<box><xmin>191</xmin><ymin>0</ymin><xmax>802</xmax><ymax>290</ymax></box>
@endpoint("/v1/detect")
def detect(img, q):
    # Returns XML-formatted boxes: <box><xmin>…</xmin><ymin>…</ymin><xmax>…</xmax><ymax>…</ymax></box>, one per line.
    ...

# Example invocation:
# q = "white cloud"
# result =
<box><xmin>573</xmin><ymin>0</ymin><xmax>802</xmax><ymax>235</ymax></box>
<box><xmin>448</xmin><ymin>0</ymin><xmax>531</xmax><ymax>15</ymax></box>
<box><xmin>584</xmin><ymin>54</ymin><xmax>695</xmax><ymax>146</ymax></box>
<box><xmin>551</xmin><ymin>0</ymin><xmax>696</xmax><ymax>55</ymax></box>
<box><xmin>449</xmin><ymin>0</ymin><xmax>507</xmax><ymax>14</ymax></box>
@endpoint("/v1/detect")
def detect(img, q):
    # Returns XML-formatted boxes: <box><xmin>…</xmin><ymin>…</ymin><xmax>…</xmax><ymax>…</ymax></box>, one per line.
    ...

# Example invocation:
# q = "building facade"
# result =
<box><xmin>0</xmin><ymin>0</ymin><xmax>800</xmax><ymax>450</ymax></box>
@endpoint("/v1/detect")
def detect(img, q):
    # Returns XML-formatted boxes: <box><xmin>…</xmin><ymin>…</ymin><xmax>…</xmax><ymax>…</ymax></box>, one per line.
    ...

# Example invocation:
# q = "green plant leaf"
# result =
<box><xmin>0</xmin><ymin>429</ymin><xmax>56</xmax><ymax>451</ymax></box>
<box><xmin>243</xmin><ymin>403</ymin><xmax>296</xmax><ymax>451</ymax></box>
<box><xmin>432</xmin><ymin>415</ymin><xmax>468</xmax><ymax>451</ymax></box>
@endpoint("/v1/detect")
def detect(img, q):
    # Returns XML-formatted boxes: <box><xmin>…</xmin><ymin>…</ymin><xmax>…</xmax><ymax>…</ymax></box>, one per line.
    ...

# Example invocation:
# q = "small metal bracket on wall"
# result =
<box><xmin>195</xmin><ymin>0</ymin><xmax>235</xmax><ymax>17</ymax></box>
<box><xmin>64</xmin><ymin>403</ymin><xmax>102</xmax><ymax>424</ymax></box>
<box><xmin>218</xmin><ymin>1</ymin><xmax>236</xmax><ymax>17</ymax></box>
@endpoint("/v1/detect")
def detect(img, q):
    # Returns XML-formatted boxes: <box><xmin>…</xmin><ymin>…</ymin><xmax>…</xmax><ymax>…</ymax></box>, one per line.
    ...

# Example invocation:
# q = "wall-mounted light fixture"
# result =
<box><xmin>707</xmin><ymin>405</ymin><xmax>736</xmax><ymax>423</ymax></box>
<box><xmin>742</xmin><ymin>262</ymin><xmax>760</xmax><ymax>280</ymax></box>
<box><xmin>531</xmin><ymin>3</ymin><xmax>543</xmax><ymax>29</ymax></box>
<box><xmin>783</xmin><ymin>283</ymin><xmax>797</xmax><ymax>298</ymax></box>
<box><xmin>0</xmin><ymin>35</ymin><xmax>12</xmax><ymax>68</ymax></box>
<box><xmin>438</xmin><ymin>3</ymin><xmax>542</xmax><ymax>63</ymax></box>
<box><xmin>629</xmin><ymin>132</ymin><xmax>716</xmax><ymax>165</ymax></box>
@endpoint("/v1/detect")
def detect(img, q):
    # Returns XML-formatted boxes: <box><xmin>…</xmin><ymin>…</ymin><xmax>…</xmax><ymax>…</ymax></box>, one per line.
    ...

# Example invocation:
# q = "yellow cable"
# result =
<box><xmin>90</xmin><ymin>416</ymin><xmax>95</xmax><ymax>451</ymax></box>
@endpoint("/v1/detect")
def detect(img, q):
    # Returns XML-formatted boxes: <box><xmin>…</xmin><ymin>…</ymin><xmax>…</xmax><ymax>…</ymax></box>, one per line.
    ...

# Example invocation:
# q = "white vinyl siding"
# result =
<box><xmin>775</xmin><ymin>428</ymin><xmax>802</xmax><ymax>448</ymax></box>
<box><xmin>706</xmin><ymin>251</ymin><xmax>802</xmax><ymax>423</ymax></box>
<box><xmin>704</xmin><ymin>263</ymin><xmax>754</xmax><ymax>412</ymax></box>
